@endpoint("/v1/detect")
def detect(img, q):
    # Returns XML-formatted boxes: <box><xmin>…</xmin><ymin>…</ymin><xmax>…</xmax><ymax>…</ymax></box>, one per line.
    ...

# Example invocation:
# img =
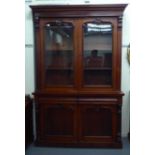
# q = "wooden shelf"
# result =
<box><xmin>46</xmin><ymin>67</ymin><xmax>73</xmax><ymax>71</ymax></box>
<box><xmin>84</xmin><ymin>67</ymin><xmax>112</xmax><ymax>71</ymax></box>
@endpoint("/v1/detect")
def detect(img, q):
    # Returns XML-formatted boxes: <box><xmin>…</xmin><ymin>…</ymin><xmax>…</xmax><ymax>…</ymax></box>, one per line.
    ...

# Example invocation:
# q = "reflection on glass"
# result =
<box><xmin>44</xmin><ymin>22</ymin><xmax>74</xmax><ymax>86</ymax></box>
<box><xmin>83</xmin><ymin>22</ymin><xmax>113</xmax><ymax>86</ymax></box>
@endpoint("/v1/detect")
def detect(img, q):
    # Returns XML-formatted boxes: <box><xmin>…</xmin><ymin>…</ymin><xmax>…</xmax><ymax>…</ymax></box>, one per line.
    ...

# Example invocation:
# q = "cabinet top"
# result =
<box><xmin>30</xmin><ymin>4</ymin><xmax>127</xmax><ymax>10</ymax></box>
<box><xmin>30</xmin><ymin>4</ymin><xmax>128</xmax><ymax>17</ymax></box>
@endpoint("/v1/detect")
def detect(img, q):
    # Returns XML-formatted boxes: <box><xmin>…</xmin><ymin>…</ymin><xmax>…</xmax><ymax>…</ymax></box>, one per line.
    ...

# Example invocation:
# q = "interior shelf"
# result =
<box><xmin>84</xmin><ymin>67</ymin><xmax>112</xmax><ymax>71</ymax></box>
<box><xmin>46</xmin><ymin>67</ymin><xmax>73</xmax><ymax>71</ymax></box>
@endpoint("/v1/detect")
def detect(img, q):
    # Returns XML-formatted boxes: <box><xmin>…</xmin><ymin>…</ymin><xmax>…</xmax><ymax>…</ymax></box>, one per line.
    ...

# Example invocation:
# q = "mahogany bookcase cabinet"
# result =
<box><xmin>30</xmin><ymin>4</ymin><xmax>127</xmax><ymax>148</ymax></box>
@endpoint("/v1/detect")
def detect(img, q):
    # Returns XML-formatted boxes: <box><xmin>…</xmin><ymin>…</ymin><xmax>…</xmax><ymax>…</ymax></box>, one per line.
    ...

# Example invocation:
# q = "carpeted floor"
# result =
<box><xmin>26</xmin><ymin>138</ymin><xmax>130</xmax><ymax>155</ymax></box>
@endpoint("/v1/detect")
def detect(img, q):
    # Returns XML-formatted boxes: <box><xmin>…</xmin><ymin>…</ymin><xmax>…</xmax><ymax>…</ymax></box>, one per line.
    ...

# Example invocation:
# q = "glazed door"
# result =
<box><xmin>79</xmin><ymin>18</ymin><xmax>118</xmax><ymax>89</ymax></box>
<box><xmin>40</xmin><ymin>19</ymin><xmax>78</xmax><ymax>90</ymax></box>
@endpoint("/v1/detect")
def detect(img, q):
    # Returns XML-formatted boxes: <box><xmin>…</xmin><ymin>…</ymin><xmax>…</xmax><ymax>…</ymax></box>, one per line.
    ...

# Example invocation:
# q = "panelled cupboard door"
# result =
<box><xmin>38</xmin><ymin>102</ymin><xmax>77</xmax><ymax>144</ymax></box>
<box><xmin>79</xmin><ymin>103</ymin><xmax>117</xmax><ymax>143</ymax></box>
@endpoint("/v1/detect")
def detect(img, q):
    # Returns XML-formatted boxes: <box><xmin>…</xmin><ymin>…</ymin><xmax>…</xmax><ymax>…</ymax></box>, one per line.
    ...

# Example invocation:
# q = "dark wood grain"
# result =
<box><xmin>30</xmin><ymin>4</ymin><xmax>127</xmax><ymax>148</ymax></box>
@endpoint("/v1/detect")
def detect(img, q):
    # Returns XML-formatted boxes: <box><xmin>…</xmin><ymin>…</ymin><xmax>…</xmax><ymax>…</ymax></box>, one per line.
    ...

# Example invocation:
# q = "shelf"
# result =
<box><xmin>84</xmin><ymin>32</ymin><xmax>112</xmax><ymax>37</ymax></box>
<box><xmin>46</xmin><ymin>67</ymin><xmax>112</xmax><ymax>71</ymax></box>
<box><xmin>84</xmin><ymin>50</ymin><xmax>112</xmax><ymax>53</ymax></box>
<box><xmin>84</xmin><ymin>67</ymin><xmax>112</xmax><ymax>71</ymax></box>
<box><xmin>45</xmin><ymin>50</ymin><xmax>73</xmax><ymax>52</ymax></box>
<box><xmin>46</xmin><ymin>67</ymin><xmax>73</xmax><ymax>71</ymax></box>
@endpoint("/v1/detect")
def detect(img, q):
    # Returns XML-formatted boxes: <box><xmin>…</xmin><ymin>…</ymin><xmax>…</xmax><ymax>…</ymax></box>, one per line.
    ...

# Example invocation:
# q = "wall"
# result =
<box><xmin>25</xmin><ymin>0</ymin><xmax>130</xmax><ymax>137</ymax></box>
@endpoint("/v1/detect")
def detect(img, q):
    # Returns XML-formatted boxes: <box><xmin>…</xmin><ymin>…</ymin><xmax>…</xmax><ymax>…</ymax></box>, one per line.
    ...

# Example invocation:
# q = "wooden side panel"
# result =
<box><xmin>25</xmin><ymin>95</ymin><xmax>34</xmax><ymax>148</ymax></box>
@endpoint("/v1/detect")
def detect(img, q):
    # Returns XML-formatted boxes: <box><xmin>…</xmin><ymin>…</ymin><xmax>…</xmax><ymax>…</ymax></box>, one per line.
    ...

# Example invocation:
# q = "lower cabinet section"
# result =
<box><xmin>35</xmin><ymin>97</ymin><xmax>122</xmax><ymax>148</ymax></box>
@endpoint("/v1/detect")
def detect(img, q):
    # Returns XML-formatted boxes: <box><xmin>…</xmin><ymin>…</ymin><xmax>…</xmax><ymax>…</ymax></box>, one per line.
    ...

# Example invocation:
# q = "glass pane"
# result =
<box><xmin>44</xmin><ymin>22</ymin><xmax>74</xmax><ymax>86</ymax></box>
<box><xmin>83</xmin><ymin>22</ymin><xmax>113</xmax><ymax>86</ymax></box>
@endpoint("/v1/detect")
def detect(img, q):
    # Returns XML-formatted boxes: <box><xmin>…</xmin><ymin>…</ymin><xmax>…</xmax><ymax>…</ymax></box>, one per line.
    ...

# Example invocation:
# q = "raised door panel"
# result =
<box><xmin>37</xmin><ymin>100</ymin><xmax>77</xmax><ymax>144</ymax></box>
<box><xmin>44</xmin><ymin>105</ymin><xmax>74</xmax><ymax>136</ymax></box>
<box><xmin>79</xmin><ymin>103</ymin><xmax>117</xmax><ymax>143</ymax></box>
